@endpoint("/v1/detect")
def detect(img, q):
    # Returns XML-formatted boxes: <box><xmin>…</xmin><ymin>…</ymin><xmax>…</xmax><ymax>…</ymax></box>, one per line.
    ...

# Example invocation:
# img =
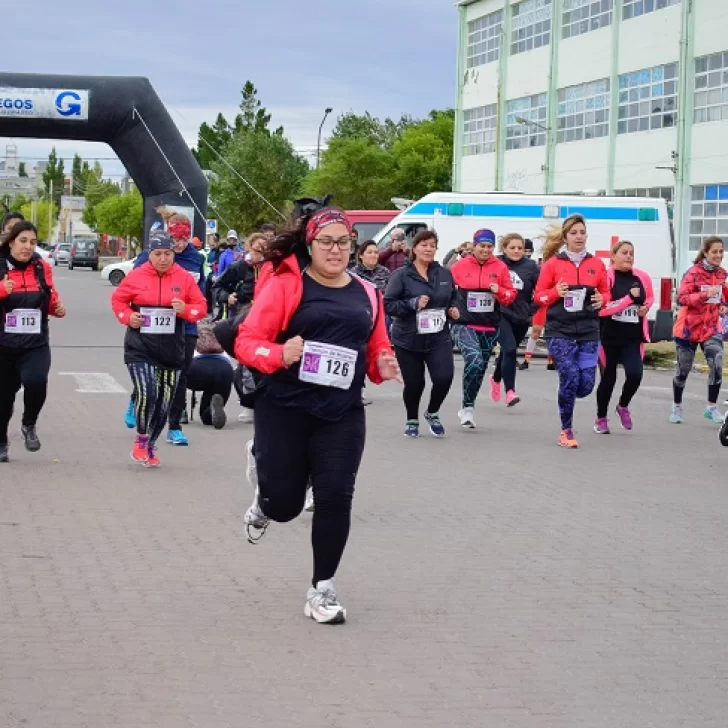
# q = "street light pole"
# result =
<box><xmin>516</xmin><ymin>117</ymin><xmax>552</xmax><ymax>193</ymax></box>
<box><xmin>316</xmin><ymin>107</ymin><xmax>333</xmax><ymax>170</ymax></box>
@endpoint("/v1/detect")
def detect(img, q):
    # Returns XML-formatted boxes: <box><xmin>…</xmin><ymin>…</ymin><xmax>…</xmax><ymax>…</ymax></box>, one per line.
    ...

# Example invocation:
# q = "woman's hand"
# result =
<box><xmin>228</xmin><ymin>293</ymin><xmax>238</xmax><ymax>306</ymax></box>
<box><xmin>448</xmin><ymin>307</ymin><xmax>460</xmax><ymax>320</ymax></box>
<box><xmin>128</xmin><ymin>312</ymin><xmax>143</xmax><ymax>329</ymax></box>
<box><xmin>630</xmin><ymin>286</ymin><xmax>641</xmax><ymax>299</ymax></box>
<box><xmin>54</xmin><ymin>301</ymin><xmax>66</xmax><ymax>318</ymax></box>
<box><xmin>637</xmin><ymin>305</ymin><xmax>649</xmax><ymax>317</ymax></box>
<box><xmin>417</xmin><ymin>295</ymin><xmax>430</xmax><ymax>310</ymax></box>
<box><xmin>708</xmin><ymin>286</ymin><xmax>721</xmax><ymax>300</ymax></box>
<box><xmin>282</xmin><ymin>335</ymin><xmax>304</xmax><ymax>366</ymax></box>
<box><xmin>591</xmin><ymin>291</ymin><xmax>604</xmax><ymax>310</ymax></box>
<box><xmin>171</xmin><ymin>298</ymin><xmax>186</xmax><ymax>315</ymax></box>
<box><xmin>556</xmin><ymin>279</ymin><xmax>569</xmax><ymax>298</ymax></box>
<box><xmin>377</xmin><ymin>352</ymin><xmax>401</xmax><ymax>383</ymax></box>
<box><xmin>489</xmin><ymin>283</ymin><xmax>499</xmax><ymax>294</ymax></box>
<box><xmin>3</xmin><ymin>278</ymin><xmax>13</xmax><ymax>294</ymax></box>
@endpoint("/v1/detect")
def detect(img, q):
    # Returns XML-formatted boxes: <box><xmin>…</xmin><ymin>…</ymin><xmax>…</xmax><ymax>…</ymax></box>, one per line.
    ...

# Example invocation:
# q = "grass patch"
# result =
<box><xmin>644</xmin><ymin>342</ymin><xmax>676</xmax><ymax>368</ymax></box>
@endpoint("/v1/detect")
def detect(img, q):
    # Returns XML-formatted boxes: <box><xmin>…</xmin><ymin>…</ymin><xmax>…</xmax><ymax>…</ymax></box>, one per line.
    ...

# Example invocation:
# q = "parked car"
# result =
<box><xmin>69</xmin><ymin>239</ymin><xmax>99</xmax><ymax>271</ymax></box>
<box><xmin>51</xmin><ymin>243</ymin><xmax>71</xmax><ymax>266</ymax></box>
<box><xmin>101</xmin><ymin>257</ymin><xmax>136</xmax><ymax>286</ymax></box>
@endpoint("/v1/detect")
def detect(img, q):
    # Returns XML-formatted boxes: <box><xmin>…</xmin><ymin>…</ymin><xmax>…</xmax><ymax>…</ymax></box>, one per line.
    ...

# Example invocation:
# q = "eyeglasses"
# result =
<box><xmin>313</xmin><ymin>237</ymin><xmax>352</xmax><ymax>252</ymax></box>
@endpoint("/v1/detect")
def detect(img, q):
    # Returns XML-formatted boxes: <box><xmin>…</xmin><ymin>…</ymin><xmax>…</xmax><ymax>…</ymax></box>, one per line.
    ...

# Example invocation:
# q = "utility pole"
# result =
<box><xmin>48</xmin><ymin>180</ymin><xmax>53</xmax><ymax>243</ymax></box>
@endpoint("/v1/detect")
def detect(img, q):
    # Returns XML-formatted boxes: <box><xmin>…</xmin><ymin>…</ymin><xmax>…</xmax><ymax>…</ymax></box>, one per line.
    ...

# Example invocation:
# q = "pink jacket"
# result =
<box><xmin>599</xmin><ymin>266</ymin><xmax>654</xmax><ymax>343</ymax></box>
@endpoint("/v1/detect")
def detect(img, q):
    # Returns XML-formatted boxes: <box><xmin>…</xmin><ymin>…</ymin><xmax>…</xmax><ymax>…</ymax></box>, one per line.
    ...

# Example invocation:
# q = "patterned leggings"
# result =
<box><xmin>453</xmin><ymin>325</ymin><xmax>499</xmax><ymax>408</ymax></box>
<box><xmin>126</xmin><ymin>362</ymin><xmax>179</xmax><ymax>446</ymax></box>
<box><xmin>547</xmin><ymin>338</ymin><xmax>599</xmax><ymax>430</ymax></box>
<box><xmin>673</xmin><ymin>335</ymin><xmax>723</xmax><ymax>404</ymax></box>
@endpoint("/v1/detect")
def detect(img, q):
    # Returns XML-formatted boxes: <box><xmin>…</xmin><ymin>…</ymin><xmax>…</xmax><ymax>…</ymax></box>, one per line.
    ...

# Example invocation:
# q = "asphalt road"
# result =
<box><xmin>1</xmin><ymin>265</ymin><xmax>727</xmax><ymax>728</ymax></box>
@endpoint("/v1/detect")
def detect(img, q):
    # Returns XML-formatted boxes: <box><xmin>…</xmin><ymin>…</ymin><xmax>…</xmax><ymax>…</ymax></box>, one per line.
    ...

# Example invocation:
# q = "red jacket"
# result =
<box><xmin>450</xmin><ymin>254</ymin><xmax>516</xmax><ymax>328</ymax></box>
<box><xmin>235</xmin><ymin>255</ymin><xmax>393</xmax><ymax>383</ymax></box>
<box><xmin>112</xmin><ymin>261</ymin><xmax>207</xmax><ymax>368</ymax></box>
<box><xmin>534</xmin><ymin>252</ymin><xmax>611</xmax><ymax>341</ymax></box>
<box><xmin>673</xmin><ymin>263</ymin><xmax>728</xmax><ymax>342</ymax></box>
<box><xmin>0</xmin><ymin>255</ymin><xmax>61</xmax><ymax>349</ymax></box>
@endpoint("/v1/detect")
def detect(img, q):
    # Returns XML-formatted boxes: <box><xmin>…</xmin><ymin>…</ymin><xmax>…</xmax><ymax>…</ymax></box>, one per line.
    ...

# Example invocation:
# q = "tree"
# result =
<box><xmin>18</xmin><ymin>162</ymin><xmax>27</xmax><ymax>177</ymax></box>
<box><xmin>210</xmin><ymin>131</ymin><xmax>308</xmax><ymax>232</ymax></box>
<box><xmin>19</xmin><ymin>199</ymin><xmax>57</xmax><ymax>242</ymax></box>
<box><xmin>42</xmin><ymin>148</ymin><xmax>65</xmax><ymax>206</ymax></box>
<box><xmin>93</xmin><ymin>190</ymin><xmax>144</xmax><ymax>239</ymax></box>
<box><xmin>303</xmin><ymin>138</ymin><xmax>395</xmax><ymax>209</ymax></box>
<box><xmin>82</xmin><ymin>162</ymin><xmax>121</xmax><ymax>230</ymax></box>
<box><xmin>70</xmin><ymin>154</ymin><xmax>90</xmax><ymax>196</ymax></box>
<box><xmin>329</xmin><ymin>112</ymin><xmax>413</xmax><ymax>150</ymax></box>
<box><xmin>193</xmin><ymin>113</ymin><xmax>232</xmax><ymax>170</ymax></box>
<box><xmin>233</xmin><ymin>81</ymin><xmax>282</xmax><ymax>136</ymax></box>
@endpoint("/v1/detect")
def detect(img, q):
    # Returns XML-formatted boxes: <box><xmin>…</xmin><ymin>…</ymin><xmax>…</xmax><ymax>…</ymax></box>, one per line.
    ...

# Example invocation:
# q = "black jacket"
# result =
<box><xmin>499</xmin><ymin>255</ymin><xmax>540</xmax><ymax>325</ymax></box>
<box><xmin>213</xmin><ymin>259</ymin><xmax>256</xmax><ymax>315</ymax></box>
<box><xmin>384</xmin><ymin>260</ymin><xmax>456</xmax><ymax>352</ymax></box>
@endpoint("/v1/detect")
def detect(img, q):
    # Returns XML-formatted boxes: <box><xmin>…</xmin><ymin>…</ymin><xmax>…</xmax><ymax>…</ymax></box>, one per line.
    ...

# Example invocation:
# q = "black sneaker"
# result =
<box><xmin>21</xmin><ymin>425</ymin><xmax>41</xmax><ymax>452</ymax></box>
<box><xmin>518</xmin><ymin>360</ymin><xmax>530</xmax><ymax>371</ymax></box>
<box><xmin>0</xmin><ymin>442</ymin><xmax>8</xmax><ymax>462</ymax></box>
<box><xmin>210</xmin><ymin>394</ymin><xmax>227</xmax><ymax>430</ymax></box>
<box><xmin>180</xmin><ymin>408</ymin><xmax>190</xmax><ymax>425</ymax></box>
<box><xmin>719</xmin><ymin>412</ymin><xmax>728</xmax><ymax>447</ymax></box>
<box><xmin>547</xmin><ymin>362</ymin><xmax>556</xmax><ymax>371</ymax></box>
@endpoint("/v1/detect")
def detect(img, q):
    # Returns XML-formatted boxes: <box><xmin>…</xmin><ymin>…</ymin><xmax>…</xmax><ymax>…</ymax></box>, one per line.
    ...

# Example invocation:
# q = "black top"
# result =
<box><xmin>384</xmin><ymin>260</ymin><xmax>456</xmax><ymax>353</ymax></box>
<box><xmin>499</xmin><ymin>255</ymin><xmax>540</xmax><ymax>325</ymax></box>
<box><xmin>600</xmin><ymin>269</ymin><xmax>646</xmax><ymax>344</ymax></box>
<box><xmin>263</xmin><ymin>273</ymin><xmax>372</xmax><ymax>421</ymax></box>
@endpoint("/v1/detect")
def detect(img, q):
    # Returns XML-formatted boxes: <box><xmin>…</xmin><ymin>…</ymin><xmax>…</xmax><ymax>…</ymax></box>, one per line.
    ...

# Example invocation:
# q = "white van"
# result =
<box><xmin>374</xmin><ymin>192</ymin><xmax>674</xmax><ymax>342</ymax></box>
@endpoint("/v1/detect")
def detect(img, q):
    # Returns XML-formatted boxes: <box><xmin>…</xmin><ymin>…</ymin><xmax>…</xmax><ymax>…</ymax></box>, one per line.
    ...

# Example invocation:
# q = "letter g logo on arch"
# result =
<box><xmin>55</xmin><ymin>90</ymin><xmax>83</xmax><ymax>117</ymax></box>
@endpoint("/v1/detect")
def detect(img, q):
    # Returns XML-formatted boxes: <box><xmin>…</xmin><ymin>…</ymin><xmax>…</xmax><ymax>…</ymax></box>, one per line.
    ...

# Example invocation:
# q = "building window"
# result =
<box><xmin>562</xmin><ymin>0</ymin><xmax>613</xmax><ymax>39</ymax></box>
<box><xmin>615</xmin><ymin>187</ymin><xmax>674</xmax><ymax>201</ymax></box>
<box><xmin>511</xmin><ymin>0</ymin><xmax>551</xmax><ymax>56</ymax></box>
<box><xmin>506</xmin><ymin>94</ymin><xmax>548</xmax><ymax>149</ymax></box>
<box><xmin>617</xmin><ymin>63</ymin><xmax>678</xmax><ymax>134</ymax></box>
<box><xmin>467</xmin><ymin>11</ymin><xmax>503</xmax><ymax>68</ymax></box>
<box><xmin>463</xmin><ymin>105</ymin><xmax>498</xmax><ymax>156</ymax></box>
<box><xmin>623</xmin><ymin>0</ymin><xmax>680</xmax><ymax>21</ymax></box>
<box><xmin>690</xmin><ymin>185</ymin><xmax>728</xmax><ymax>252</ymax></box>
<box><xmin>694</xmin><ymin>51</ymin><xmax>728</xmax><ymax>124</ymax></box>
<box><xmin>556</xmin><ymin>79</ymin><xmax>610</xmax><ymax>143</ymax></box>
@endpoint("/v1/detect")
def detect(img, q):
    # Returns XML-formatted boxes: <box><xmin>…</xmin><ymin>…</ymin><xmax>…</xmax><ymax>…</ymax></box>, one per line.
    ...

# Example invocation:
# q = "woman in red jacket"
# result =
<box><xmin>111</xmin><ymin>232</ymin><xmax>207</xmax><ymax>467</ymax></box>
<box><xmin>534</xmin><ymin>214</ymin><xmax>610</xmax><ymax>449</ymax></box>
<box><xmin>0</xmin><ymin>222</ymin><xmax>66</xmax><ymax>462</ymax></box>
<box><xmin>235</xmin><ymin>208</ymin><xmax>399</xmax><ymax>625</ymax></box>
<box><xmin>671</xmin><ymin>235</ymin><xmax>728</xmax><ymax>425</ymax></box>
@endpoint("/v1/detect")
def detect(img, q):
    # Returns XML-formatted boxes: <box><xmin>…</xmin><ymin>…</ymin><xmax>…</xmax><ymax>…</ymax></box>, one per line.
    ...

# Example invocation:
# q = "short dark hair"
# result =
<box><xmin>2</xmin><ymin>211</ymin><xmax>24</xmax><ymax>230</ymax></box>
<box><xmin>356</xmin><ymin>239</ymin><xmax>377</xmax><ymax>262</ymax></box>
<box><xmin>0</xmin><ymin>220</ymin><xmax>37</xmax><ymax>258</ymax></box>
<box><xmin>410</xmin><ymin>230</ymin><xmax>438</xmax><ymax>262</ymax></box>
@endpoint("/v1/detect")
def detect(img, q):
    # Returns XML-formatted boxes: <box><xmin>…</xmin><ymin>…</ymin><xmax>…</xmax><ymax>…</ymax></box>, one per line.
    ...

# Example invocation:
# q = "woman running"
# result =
<box><xmin>594</xmin><ymin>240</ymin><xmax>653</xmax><ymax>434</ymax></box>
<box><xmin>450</xmin><ymin>228</ymin><xmax>515</xmax><ymax>427</ymax></box>
<box><xmin>671</xmin><ymin>235</ymin><xmax>727</xmax><ymax>425</ymax></box>
<box><xmin>384</xmin><ymin>230</ymin><xmax>458</xmax><ymax>438</ymax></box>
<box><xmin>111</xmin><ymin>232</ymin><xmax>207</xmax><ymax>467</ymax></box>
<box><xmin>534</xmin><ymin>214</ymin><xmax>610</xmax><ymax>448</ymax></box>
<box><xmin>0</xmin><ymin>221</ymin><xmax>66</xmax><ymax>462</ymax></box>
<box><xmin>490</xmin><ymin>233</ymin><xmax>539</xmax><ymax>407</ymax></box>
<box><xmin>235</xmin><ymin>208</ymin><xmax>398</xmax><ymax>624</ymax></box>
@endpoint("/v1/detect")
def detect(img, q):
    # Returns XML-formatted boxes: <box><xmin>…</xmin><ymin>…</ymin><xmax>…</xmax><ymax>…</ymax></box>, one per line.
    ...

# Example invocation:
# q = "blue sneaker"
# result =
<box><xmin>404</xmin><ymin>420</ymin><xmax>420</xmax><ymax>438</ymax></box>
<box><xmin>424</xmin><ymin>411</ymin><xmax>446</xmax><ymax>438</ymax></box>
<box><xmin>166</xmin><ymin>429</ymin><xmax>189</xmax><ymax>446</ymax></box>
<box><xmin>124</xmin><ymin>400</ymin><xmax>136</xmax><ymax>429</ymax></box>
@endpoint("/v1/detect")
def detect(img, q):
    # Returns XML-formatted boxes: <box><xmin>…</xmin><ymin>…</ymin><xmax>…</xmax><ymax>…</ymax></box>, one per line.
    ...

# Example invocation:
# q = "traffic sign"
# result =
<box><xmin>206</xmin><ymin>219</ymin><xmax>217</xmax><ymax>234</ymax></box>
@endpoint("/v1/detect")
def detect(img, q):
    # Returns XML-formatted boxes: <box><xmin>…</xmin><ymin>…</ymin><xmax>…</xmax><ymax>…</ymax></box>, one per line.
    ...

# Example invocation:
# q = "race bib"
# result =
<box><xmin>299</xmin><ymin>341</ymin><xmax>357</xmax><ymax>390</ymax></box>
<box><xmin>612</xmin><ymin>304</ymin><xmax>639</xmax><ymax>324</ymax></box>
<box><xmin>467</xmin><ymin>291</ymin><xmax>495</xmax><ymax>313</ymax></box>
<box><xmin>140</xmin><ymin>307</ymin><xmax>176</xmax><ymax>334</ymax></box>
<box><xmin>5</xmin><ymin>308</ymin><xmax>41</xmax><ymax>335</ymax></box>
<box><xmin>510</xmin><ymin>271</ymin><xmax>524</xmax><ymax>290</ymax></box>
<box><xmin>416</xmin><ymin>308</ymin><xmax>446</xmax><ymax>334</ymax></box>
<box><xmin>701</xmin><ymin>285</ymin><xmax>721</xmax><ymax>304</ymax></box>
<box><xmin>564</xmin><ymin>288</ymin><xmax>586</xmax><ymax>313</ymax></box>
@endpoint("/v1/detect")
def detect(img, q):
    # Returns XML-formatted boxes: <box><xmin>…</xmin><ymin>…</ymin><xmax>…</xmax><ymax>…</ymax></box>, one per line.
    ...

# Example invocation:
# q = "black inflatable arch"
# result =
<box><xmin>0</xmin><ymin>73</ymin><xmax>207</xmax><ymax>243</ymax></box>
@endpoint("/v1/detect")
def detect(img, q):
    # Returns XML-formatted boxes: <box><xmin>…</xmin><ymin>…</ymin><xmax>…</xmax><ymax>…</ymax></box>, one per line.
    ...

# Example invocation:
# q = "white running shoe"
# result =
<box><xmin>304</xmin><ymin>485</ymin><xmax>315</xmax><ymax>513</ymax></box>
<box><xmin>244</xmin><ymin>440</ymin><xmax>269</xmax><ymax>543</ymax></box>
<box><xmin>458</xmin><ymin>407</ymin><xmax>476</xmax><ymax>429</ymax></box>
<box><xmin>238</xmin><ymin>407</ymin><xmax>254</xmax><ymax>423</ymax></box>
<box><xmin>304</xmin><ymin>579</ymin><xmax>346</xmax><ymax>624</ymax></box>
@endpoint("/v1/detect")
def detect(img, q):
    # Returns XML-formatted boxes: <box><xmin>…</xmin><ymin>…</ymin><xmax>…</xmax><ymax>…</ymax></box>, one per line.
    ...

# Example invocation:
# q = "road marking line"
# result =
<box><xmin>58</xmin><ymin>372</ymin><xmax>128</xmax><ymax>394</ymax></box>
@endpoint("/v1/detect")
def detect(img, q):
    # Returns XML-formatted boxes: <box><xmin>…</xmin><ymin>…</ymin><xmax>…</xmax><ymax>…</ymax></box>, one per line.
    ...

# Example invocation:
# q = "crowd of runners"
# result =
<box><xmin>2</xmin><ymin>202</ymin><xmax>728</xmax><ymax>624</ymax></box>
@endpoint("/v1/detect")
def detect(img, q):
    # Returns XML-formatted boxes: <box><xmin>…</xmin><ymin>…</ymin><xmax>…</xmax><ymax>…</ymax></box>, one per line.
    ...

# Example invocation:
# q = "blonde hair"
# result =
<box><xmin>246</xmin><ymin>232</ymin><xmax>267</xmax><ymax>250</ymax></box>
<box><xmin>611</xmin><ymin>239</ymin><xmax>634</xmax><ymax>260</ymax></box>
<box><xmin>499</xmin><ymin>232</ymin><xmax>524</xmax><ymax>253</ymax></box>
<box><xmin>541</xmin><ymin>214</ymin><xmax>586</xmax><ymax>261</ymax></box>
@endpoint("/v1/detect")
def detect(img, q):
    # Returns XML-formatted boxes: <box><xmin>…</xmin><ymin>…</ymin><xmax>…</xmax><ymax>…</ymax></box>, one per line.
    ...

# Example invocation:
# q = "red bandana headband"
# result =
<box><xmin>305</xmin><ymin>208</ymin><xmax>352</xmax><ymax>244</ymax></box>
<box><xmin>168</xmin><ymin>219</ymin><xmax>192</xmax><ymax>241</ymax></box>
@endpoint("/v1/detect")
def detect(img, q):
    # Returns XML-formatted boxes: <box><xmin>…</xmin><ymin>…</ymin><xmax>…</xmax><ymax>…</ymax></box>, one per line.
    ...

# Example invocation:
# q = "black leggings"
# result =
<box><xmin>168</xmin><ymin>335</ymin><xmax>197</xmax><ymax>429</ymax></box>
<box><xmin>493</xmin><ymin>319</ymin><xmax>530</xmax><ymax>392</ymax></box>
<box><xmin>394</xmin><ymin>341</ymin><xmax>454</xmax><ymax>420</ymax></box>
<box><xmin>254</xmin><ymin>395</ymin><xmax>365</xmax><ymax>586</ymax></box>
<box><xmin>0</xmin><ymin>345</ymin><xmax>51</xmax><ymax>443</ymax></box>
<box><xmin>596</xmin><ymin>341</ymin><xmax>643</xmax><ymax>418</ymax></box>
<box><xmin>186</xmin><ymin>356</ymin><xmax>233</xmax><ymax>426</ymax></box>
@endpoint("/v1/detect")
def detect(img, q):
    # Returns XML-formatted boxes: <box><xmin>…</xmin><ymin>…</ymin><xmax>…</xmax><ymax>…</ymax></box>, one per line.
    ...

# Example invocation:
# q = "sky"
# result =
<box><xmin>0</xmin><ymin>0</ymin><xmax>458</xmax><ymax>179</ymax></box>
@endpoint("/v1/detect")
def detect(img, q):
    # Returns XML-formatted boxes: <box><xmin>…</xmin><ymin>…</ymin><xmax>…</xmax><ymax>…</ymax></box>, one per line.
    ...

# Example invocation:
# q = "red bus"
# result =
<box><xmin>345</xmin><ymin>210</ymin><xmax>399</xmax><ymax>242</ymax></box>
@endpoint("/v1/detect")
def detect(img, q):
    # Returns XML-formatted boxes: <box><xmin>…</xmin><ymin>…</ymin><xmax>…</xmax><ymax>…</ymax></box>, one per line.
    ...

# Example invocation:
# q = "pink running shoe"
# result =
<box><xmin>489</xmin><ymin>375</ymin><xmax>501</xmax><ymax>402</ymax></box>
<box><xmin>593</xmin><ymin>417</ymin><xmax>610</xmax><ymax>435</ymax></box>
<box><xmin>505</xmin><ymin>390</ymin><xmax>520</xmax><ymax>407</ymax></box>
<box><xmin>615</xmin><ymin>405</ymin><xmax>633</xmax><ymax>430</ymax></box>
